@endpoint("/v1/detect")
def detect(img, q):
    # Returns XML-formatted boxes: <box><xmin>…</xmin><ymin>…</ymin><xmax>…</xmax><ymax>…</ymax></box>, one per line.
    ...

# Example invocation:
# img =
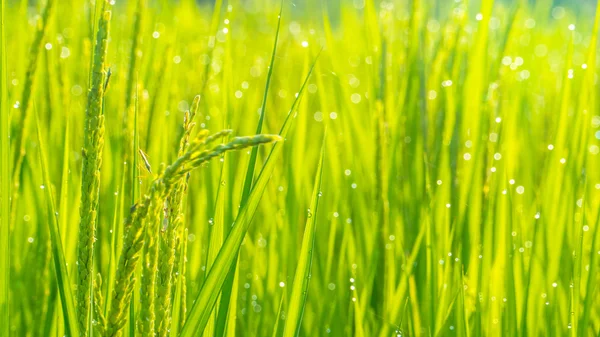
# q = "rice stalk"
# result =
<box><xmin>138</xmin><ymin>164</ymin><xmax>164</xmax><ymax>337</ymax></box>
<box><xmin>105</xmin><ymin>131</ymin><xmax>281</xmax><ymax>337</ymax></box>
<box><xmin>93</xmin><ymin>273</ymin><xmax>107</xmax><ymax>336</ymax></box>
<box><xmin>76</xmin><ymin>2</ymin><xmax>112</xmax><ymax>335</ymax></box>
<box><xmin>155</xmin><ymin>95</ymin><xmax>200</xmax><ymax>337</ymax></box>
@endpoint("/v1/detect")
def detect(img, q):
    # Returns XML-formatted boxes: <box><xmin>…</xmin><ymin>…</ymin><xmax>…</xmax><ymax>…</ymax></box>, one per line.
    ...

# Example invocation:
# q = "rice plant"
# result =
<box><xmin>2</xmin><ymin>0</ymin><xmax>600</xmax><ymax>337</ymax></box>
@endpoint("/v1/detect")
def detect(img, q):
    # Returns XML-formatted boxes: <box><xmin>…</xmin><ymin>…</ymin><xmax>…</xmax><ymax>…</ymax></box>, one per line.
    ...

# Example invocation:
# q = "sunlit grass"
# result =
<box><xmin>1</xmin><ymin>0</ymin><xmax>600</xmax><ymax>336</ymax></box>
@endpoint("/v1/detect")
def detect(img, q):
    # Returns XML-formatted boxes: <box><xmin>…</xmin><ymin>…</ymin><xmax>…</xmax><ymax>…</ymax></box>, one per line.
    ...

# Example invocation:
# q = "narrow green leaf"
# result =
<box><xmin>203</xmin><ymin>160</ymin><xmax>227</xmax><ymax>337</ymax></box>
<box><xmin>0</xmin><ymin>0</ymin><xmax>10</xmax><ymax>334</ymax></box>
<box><xmin>104</xmin><ymin>164</ymin><xmax>126</xmax><ymax>318</ymax></box>
<box><xmin>271</xmin><ymin>289</ymin><xmax>286</xmax><ymax>337</ymax></box>
<box><xmin>223</xmin><ymin>263</ymin><xmax>239</xmax><ymax>337</ymax></box>
<box><xmin>58</xmin><ymin>110</ymin><xmax>70</xmax><ymax>254</ymax></box>
<box><xmin>179</xmin><ymin>51</ymin><xmax>320</xmax><ymax>337</ymax></box>
<box><xmin>282</xmin><ymin>131</ymin><xmax>326</xmax><ymax>337</ymax></box>
<box><xmin>240</xmin><ymin>0</ymin><xmax>283</xmax><ymax>204</ymax></box>
<box><xmin>35</xmin><ymin>106</ymin><xmax>79</xmax><ymax>337</ymax></box>
<box><xmin>214</xmin><ymin>2</ymin><xmax>306</xmax><ymax>328</ymax></box>
<box><xmin>129</xmin><ymin>79</ymin><xmax>141</xmax><ymax>337</ymax></box>
<box><xmin>178</xmin><ymin>137</ymin><xmax>278</xmax><ymax>336</ymax></box>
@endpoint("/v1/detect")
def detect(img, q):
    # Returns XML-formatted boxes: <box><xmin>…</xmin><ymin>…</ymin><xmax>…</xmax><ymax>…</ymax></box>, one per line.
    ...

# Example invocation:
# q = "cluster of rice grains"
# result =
<box><xmin>69</xmin><ymin>2</ymin><xmax>282</xmax><ymax>337</ymax></box>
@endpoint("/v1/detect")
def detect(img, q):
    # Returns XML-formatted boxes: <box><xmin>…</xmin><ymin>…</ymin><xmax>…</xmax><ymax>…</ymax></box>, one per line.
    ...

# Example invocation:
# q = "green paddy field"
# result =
<box><xmin>1</xmin><ymin>0</ymin><xmax>600</xmax><ymax>336</ymax></box>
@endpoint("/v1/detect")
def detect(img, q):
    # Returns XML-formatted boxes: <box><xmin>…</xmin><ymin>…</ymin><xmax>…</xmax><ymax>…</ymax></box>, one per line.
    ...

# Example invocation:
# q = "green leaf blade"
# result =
<box><xmin>35</xmin><ymin>107</ymin><xmax>79</xmax><ymax>337</ymax></box>
<box><xmin>282</xmin><ymin>132</ymin><xmax>326</xmax><ymax>337</ymax></box>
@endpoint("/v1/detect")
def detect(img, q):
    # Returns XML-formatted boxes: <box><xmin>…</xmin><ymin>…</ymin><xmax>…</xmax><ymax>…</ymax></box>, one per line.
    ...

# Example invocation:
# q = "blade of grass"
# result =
<box><xmin>58</xmin><ymin>108</ymin><xmax>70</xmax><ymax>257</ymax></box>
<box><xmin>104</xmin><ymin>165</ymin><xmax>126</xmax><ymax>318</ymax></box>
<box><xmin>203</xmin><ymin>159</ymin><xmax>227</xmax><ymax>337</ymax></box>
<box><xmin>178</xmin><ymin>135</ymin><xmax>281</xmax><ymax>336</ymax></box>
<box><xmin>50</xmin><ymin>100</ymin><xmax>71</xmax><ymax>337</ymax></box>
<box><xmin>129</xmin><ymin>76</ymin><xmax>141</xmax><ymax>337</ymax></box>
<box><xmin>179</xmin><ymin>50</ymin><xmax>320</xmax><ymax>337</ymax></box>
<box><xmin>0</xmin><ymin>0</ymin><xmax>9</xmax><ymax>334</ymax></box>
<box><xmin>215</xmin><ymin>5</ymin><xmax>283</xmax><ymax>333</ymax></box>
<box><xmin>282</xmin><ymin>131</ymin><xmax>326</xmax><ymax>337</ymax></box>
<box><xmin>224</xmin><ymin>261</ymin><xmax>239</xmax><ymax>337</ymax></box>
<box><xmin>240</xmin><ymin>0</ymin><xmax>283</xmax><ymax>204</ymax></box>
<box><xmin>271</xmin><ymin>288</ymin><xmax>286</xmax><ymax>337</ymax></box>
<box><xmin>35</xmin><ymin>105</ymin><xmax>79</xmax><ymax>337</ymax></box>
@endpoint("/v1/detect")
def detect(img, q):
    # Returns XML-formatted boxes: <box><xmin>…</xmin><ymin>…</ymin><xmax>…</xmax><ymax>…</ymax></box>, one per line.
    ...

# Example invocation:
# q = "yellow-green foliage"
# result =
<box><xmin>3</xmin><ymin>1</ymin><xmax>600</xmax><ymax>337</ymax></box>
